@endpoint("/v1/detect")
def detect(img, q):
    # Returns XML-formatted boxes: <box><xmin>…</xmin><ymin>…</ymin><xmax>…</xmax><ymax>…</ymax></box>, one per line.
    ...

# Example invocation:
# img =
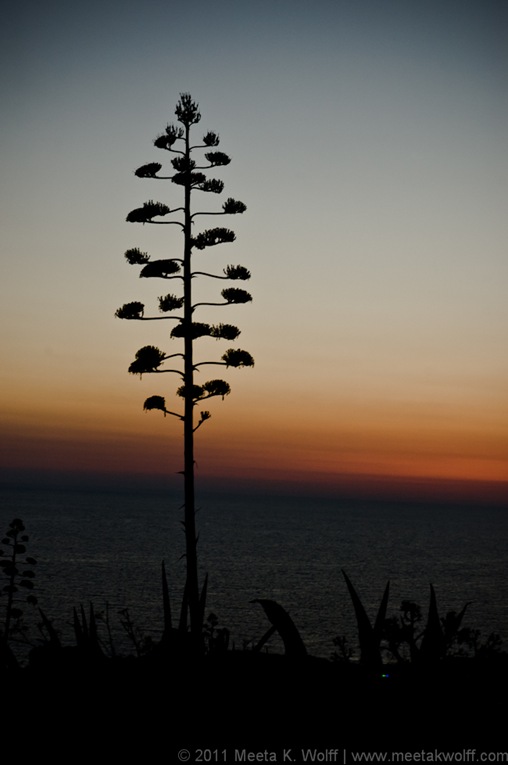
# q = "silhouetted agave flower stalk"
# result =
<box><xmin>0</xmin><ymin>518</ymin><xmax>38</xmax><ymax>649</ymax></box>
<box><xmin>116</xmin><ymin>93</ymin><xmax>253</xmax><ymax>651</ymax></box>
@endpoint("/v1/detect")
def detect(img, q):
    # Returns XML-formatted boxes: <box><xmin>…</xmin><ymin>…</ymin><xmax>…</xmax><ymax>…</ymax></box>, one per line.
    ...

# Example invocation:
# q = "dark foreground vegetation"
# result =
<box><xmin>2</xmin><ymin>519</ymin><xmax>507</xmax><ymax>757</ymax></box>
<box><xmin>5</xmin><ymin>647</ymin><xmax>508</xmax><ymax>755</ymax></box>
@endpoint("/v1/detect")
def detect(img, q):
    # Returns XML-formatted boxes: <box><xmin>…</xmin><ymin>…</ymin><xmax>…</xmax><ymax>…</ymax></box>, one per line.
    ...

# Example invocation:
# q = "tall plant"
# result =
<box><xmin>116</xmin><ymin>94</ymin><xmax>253</xmax><ymax>648</ymax></box>
<box><xmin>0</xmin><ymin>519</ymin><xmax>37</xmax><ymax>653</ymax></box>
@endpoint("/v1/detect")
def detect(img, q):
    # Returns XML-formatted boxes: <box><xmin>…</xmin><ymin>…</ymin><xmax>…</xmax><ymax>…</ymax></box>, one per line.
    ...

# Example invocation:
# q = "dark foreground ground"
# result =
<box><xmin>3</xmin><ymin>652</ymin><xmax>507</xmax><ymax>759</ymax></box>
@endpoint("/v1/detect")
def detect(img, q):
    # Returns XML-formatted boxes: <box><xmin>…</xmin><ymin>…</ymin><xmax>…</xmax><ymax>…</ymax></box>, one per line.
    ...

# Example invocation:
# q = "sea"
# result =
<box><xmin>1</xmin><ymin>486</ymin><xmax>507</xmax><ymax>661</ymax></box>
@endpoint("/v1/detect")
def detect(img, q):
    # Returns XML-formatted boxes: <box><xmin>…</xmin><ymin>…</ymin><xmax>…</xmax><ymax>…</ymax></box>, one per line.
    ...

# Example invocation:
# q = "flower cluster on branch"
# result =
<box><xmin>177</xmin><ymin>380</ymin><xmax>231</xmax><ymax>401</ymax></box>
<box><xmin>119</xmin><ymin>93</ymin><xmax>253</xmax><ymax>441</ymax></box>
<box><xmin>124</xmin><ymin>247</ymin><xmax>150</xmax><ymax>265</ymax></box>
<box><xmin>128</xmin><ymin>345</ymin><xmax>166</xmax><ymax>376</ymax></box>
<box><xmin>192</xmin><ymin>228</ymin><xmax>236</xmax><ymax>249</ymax></box>
<box><xmin>115</xmin><ymin>302</ymin><xmax>145</xmax><ymax>320</ymax></box>
<box><xmin>158</xmin><ymin>294</ymin><xmax>184</xmax><ymax>312</ymax></box>
<box><xmin>224</xmin><ymin>265</ymin><xmax>251</xmax><ymax>280</ymax></box>
<box><xmin>134</xmin><ymin>163</ymin><xmax>162</xmax><ymax>178</ymax></box>
<box><xmin>221</xmin><ymin>349</ymin><xmax>255</xmax><ymax>368</ymax></box>
<box><xmin>221</xmin><ymin>288</ymin><xmax>252</xmax><ymax>304</ymax></box>
<box><xmin>140</xmin><ymin>260</ymin><xmax>181</xmax><ymax>278</ymax></box>
<box><xmin>126</xmin><ymin>200</ymin><xmax>171</xmax><ymax>223</ymax></box>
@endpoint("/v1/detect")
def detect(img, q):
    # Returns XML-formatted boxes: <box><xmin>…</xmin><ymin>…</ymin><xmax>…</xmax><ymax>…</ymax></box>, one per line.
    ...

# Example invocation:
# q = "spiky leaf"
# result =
<box><xmin>161</xmin><ymin>561</ymin><xmax>172</xmax><ymax>635</ymax></box>
<box><xmin>342</xmin><ymin>570</ymin><xmax>387</xmax><ymax>669</ymax></box>
<box><xmin>252</xmin><ymin>599</ymin><xmax>307</xmax><ymax>658</ymax></box>
<box><xmin>38</xmin><ymin>608</ymin><xmax>61</xmax><ymax>646</ymax></box>
<box><xmin>420</xmin><ymin>584</ymin><xmax>445</xmax><ymax>663</ymax></box>
<box><xmin>199</xmin><ymin>573</ymin><xmax>209</xmax><ymax>632</ymax></box>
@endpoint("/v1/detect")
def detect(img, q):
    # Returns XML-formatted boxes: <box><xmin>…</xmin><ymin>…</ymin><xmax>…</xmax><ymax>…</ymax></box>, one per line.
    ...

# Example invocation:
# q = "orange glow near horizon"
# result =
<box><xmin>2</xmin><ymin>381</ymin><xmax>507</xmax><ymax>505</ymax></box>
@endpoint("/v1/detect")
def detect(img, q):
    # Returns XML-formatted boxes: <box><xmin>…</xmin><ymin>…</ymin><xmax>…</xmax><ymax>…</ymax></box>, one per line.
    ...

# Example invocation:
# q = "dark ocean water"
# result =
<box><xmin>1</xmin><ymin>487</ymin><xmax>507</xmax><ymax>659</ymax></box>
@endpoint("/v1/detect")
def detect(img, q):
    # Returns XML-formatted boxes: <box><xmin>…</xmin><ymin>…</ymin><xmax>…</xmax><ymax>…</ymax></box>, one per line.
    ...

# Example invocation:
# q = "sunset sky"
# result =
<box><xmin>1</xmin><ymin>0</ymin><xmax>507</xmax><ymax>502</ymax></box>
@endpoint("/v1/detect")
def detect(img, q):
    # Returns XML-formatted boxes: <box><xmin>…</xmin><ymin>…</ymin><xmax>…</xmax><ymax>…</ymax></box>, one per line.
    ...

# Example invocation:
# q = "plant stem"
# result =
<box><xmin>183</xmin><ymin>121</ymin><xmax>200</xmax><ymax>649</ymax></box>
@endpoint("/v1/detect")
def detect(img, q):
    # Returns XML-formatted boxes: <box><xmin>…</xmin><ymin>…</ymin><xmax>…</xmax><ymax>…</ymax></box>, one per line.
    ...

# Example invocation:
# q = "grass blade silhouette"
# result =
<box><xmin>342</xmin><ymin>570</ymin><xmax>389</xmax><ymax>668</ymax></box>
<box><xmin>419</xmin><ymin>584</ymin><xmax>444</xmax><ymax>663</ymax></box>
<box><xmin>161</xmin><ymin>561</ymin><xmax>172</xmax><ymax>635</ymax></box>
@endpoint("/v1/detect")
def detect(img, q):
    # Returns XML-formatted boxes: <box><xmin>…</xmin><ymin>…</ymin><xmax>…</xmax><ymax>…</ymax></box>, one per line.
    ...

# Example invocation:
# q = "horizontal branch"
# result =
<box><xmin>192</xmin><ymin>301</ymin><xmax>230</xmax><ymax>309</ymax></box>
<box><xmin>152</xmin><ymin>369</ymin><xmax>185</xmax><ymax>377</ymax></box>
<box><xmin>192</xmin><ymin>265</ymin><xmax>251</xmax><ymax>282</ymax></box>
<box><xmin>193</xmin><ymin>361</ymin><xmax>225</xmax><ymax>369</ymax></box>
<box><xmin>190</xmin><ymin>211</ymin><xmax>225</xmax><ymax>219</ymax></box>
<box><xmin>191</xmin><ymin>271</ymin><xmax>229</xmax><ymax>279</ymax></box>
<box><xmin>147</xmin><ymin>221</ymin><xmax>185</xmax><ymax>228</ymax></box>
<box><xmin>136</xmin><ymin>316</ymin><xmax>182</xmax><ymax>321</ymax></box>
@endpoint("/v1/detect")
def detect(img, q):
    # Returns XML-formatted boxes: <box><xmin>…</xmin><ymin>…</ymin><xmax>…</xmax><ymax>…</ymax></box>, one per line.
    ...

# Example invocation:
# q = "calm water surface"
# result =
<box><xmin>1</xmin><ymin>487</ymin><xmax>507</xmax><ymax>658</ymax></box>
